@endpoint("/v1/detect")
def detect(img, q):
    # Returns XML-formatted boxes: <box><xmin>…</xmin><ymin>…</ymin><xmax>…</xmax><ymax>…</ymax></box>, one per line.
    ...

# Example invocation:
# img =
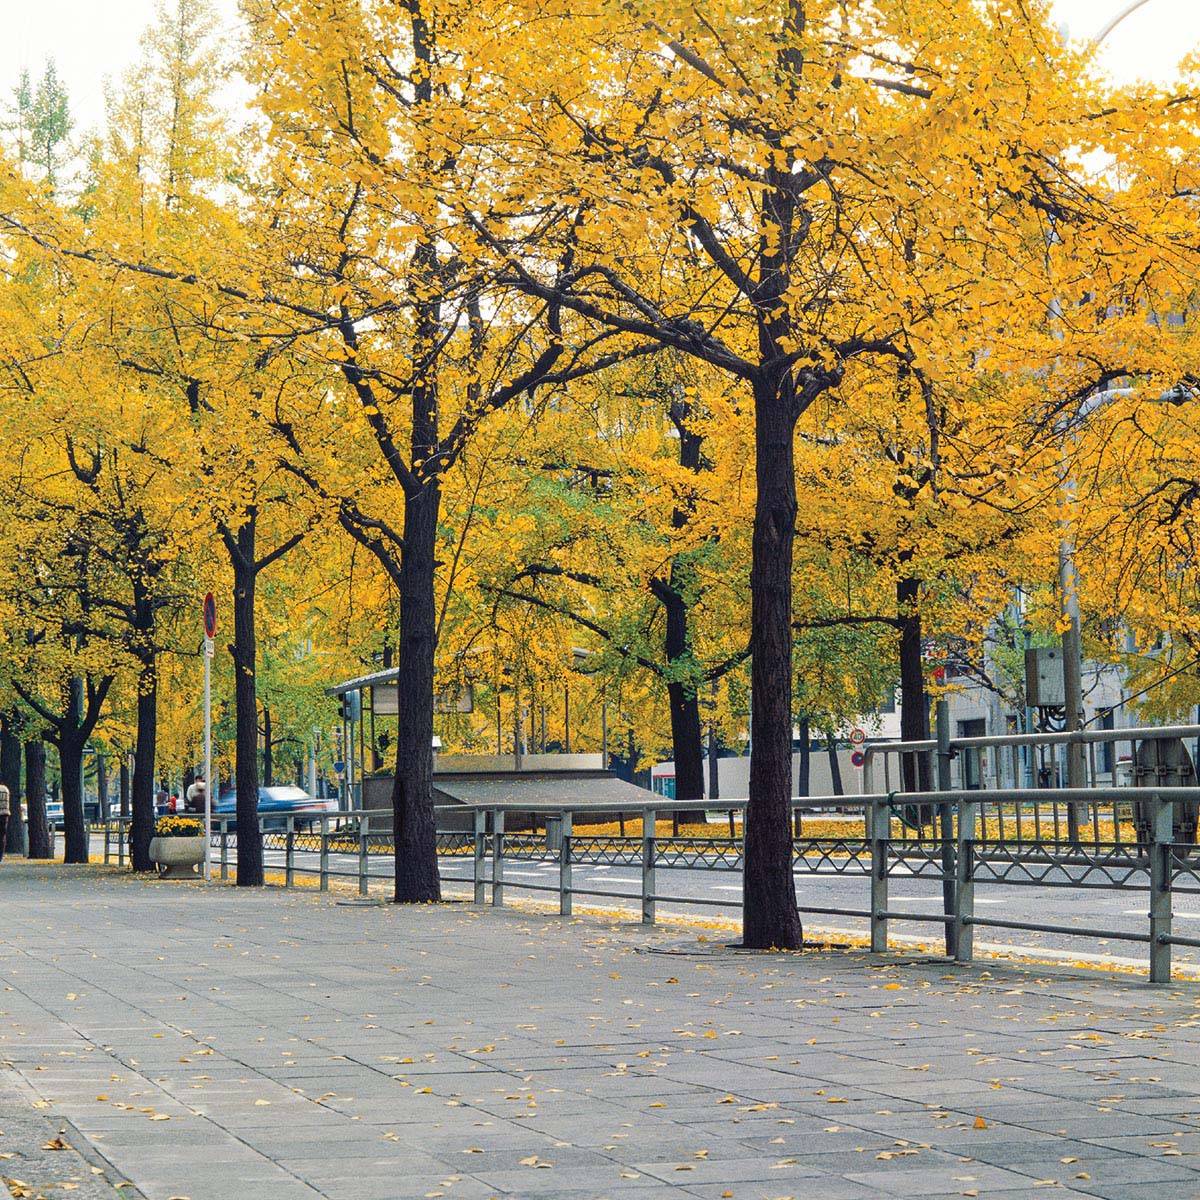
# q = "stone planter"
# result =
<box><xmin>149</xmin><ymin>835</ymin><xmax>206</xmax><ymax>879</ymax></box>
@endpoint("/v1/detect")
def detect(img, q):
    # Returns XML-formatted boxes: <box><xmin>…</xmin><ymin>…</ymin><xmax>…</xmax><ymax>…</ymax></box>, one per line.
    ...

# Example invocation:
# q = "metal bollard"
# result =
<box><xmin>220</xmin><ymin>821</ymin><xmax>228</xmax><ymax>880</ymax></box>
<box><xmin>319</xmin><ymin>816</ymin><xmax>329</xmax><ymax>892</ymax></box>
<box><xmin>954</xmin><ymin>797</ymin><xmax>977</xmax><ymax>963</ymax></box>
<box><xmin>492</xmin><ymin>810</ymin><xmax>505</xmax><ymax>907</ymax></box>
<box><xmin>559</xmin><ymin>810</ymin><xmax>573</xmax><ymax>916</ymax></box>
<box><xmin>358</xmin><ymin>813</ymin><xmax>370</xmax><ymax>897</ymax></box>
<box><xmin>474</xmin><ymin>810</ymin><xmax>487</xmax><ymax>905</ymax></box>
<box><xmin>1149</xmin><ymin>792</ymin><xmax>1173</xmax><ymax>983</ymax></box>
<box><xmin>642</xmin><ymin>808</ymin><xmax>657</xmax><ymax>925</ymax></box>
<box><xmin>869</xmin><ymin>798</ymin><xmax>889</xmax><ymax>954</ymax></box>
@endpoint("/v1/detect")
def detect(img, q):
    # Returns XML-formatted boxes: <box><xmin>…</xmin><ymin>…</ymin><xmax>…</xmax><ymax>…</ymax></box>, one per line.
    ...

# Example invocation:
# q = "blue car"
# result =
<box><xmin>210</xmin><ymin>786</ymin><xmax>339</xmax><ymax>832</ymax></box>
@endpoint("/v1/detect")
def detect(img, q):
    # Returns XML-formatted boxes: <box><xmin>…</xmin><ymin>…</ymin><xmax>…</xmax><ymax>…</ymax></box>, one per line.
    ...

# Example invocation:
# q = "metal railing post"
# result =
<box><xmin>936</xmin><ymin>703</ymin><xmax>958</xmax><ymax>959</ymax></box>
<box><xmin>319</xmin><ymin>814</ymin><xmax>329</xmax><ymax>891</ymax></box>
<box><xmin>473</xmin><ymin>810</ymin><xmax>487</xmax><ymax>905</ymax></box>
<box><xmin>492</xmin><ymin>810</ymin><xmax>505</xmax><ymax>906</ymax></box>
<box><xmin>642</xmin><ymin>807</ymin><xmax>657</xmax><ymax>925</ymax></box>
<box><xmin>869</xmin><ymin>797</ymin><xmax>889</xmax><ymax>953</ymax></box>
<box><xmin>220</xmin><ymin>820</ymin><xmax>228</xmax><ymax>880</ymax></box>
<box><xmin>559</xmin><ymin>810</ymin><xmax>573</xmax><ymax>916</ymax></box>
<box><xmin>954</xmin><ymin>796</ymin><xmax>977</xmax><ymax>964</ymax></box>
<box><xmin>285</xmin><ymin>816</ymin><xmax>295</xmax><ymax>888</ymax></box>
<box><xmin>358</xmin><ymin>812</ymin><xmax>370</xmax><ymax>897</ymax></box>
<box><xmin>1149</xmin><ymin>792</ymin><xmax>1173</xmax><ymax>983</ymax></box>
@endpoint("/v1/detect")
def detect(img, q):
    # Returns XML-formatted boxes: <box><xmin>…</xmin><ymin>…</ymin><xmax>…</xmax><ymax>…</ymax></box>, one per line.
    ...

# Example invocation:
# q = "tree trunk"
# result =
<box><xmin>2</xmin><ymin>713</ymin><xmax>24</xmax><ymax>855</ymax></box>
<box><xmin>391</xmin><ymin>484</ymin><xmax>441</xmax><ymax>903</ymax></box>
<box><xmin>708</xmin><ymin>722</ymin><xmax>720</xmax><ymax>802</ymax></box>
<box><xmin>119</xmin><ymin>755</ymin><xmax>130</xmax><ymax>819</ymax></box>
<box><xmin>26</xmin><ymin>740</ymin><xmax>50</xmax><ymax>859</ymax></box>
<box><xmin>743</xmin><ymin>374</ymin><xmax>803</xmax><ymax>950</ymax></box>
<box><xmin>797</xmin><ymin>716</ymin><xmax>811</xmax><ymax>796</ymax></box>
<box><xmin>60</xmin><ymin>675</ymin><xmax>88</xmax><ymax>863</ymax></box>
<box><xmin>97</xmin><ymin>752</ymin><xmax>109</xmax><ymax>823</ymax></box>
<box><xmin>130</xmin><ymin>664</ymin><xmax>158</xmax><ymax>872</ymax></box>
<box><xmin>897</xmin><ymin>573</ymin><xmax>933</xmax><ymax>825</ymax></box>
<box><xmin>232</xmin><ymin>534</ymin><xmax>264</xmax><ymax>886</ymax></box>
<box><xmin>262</xmin><ymin>705</ymin><xmax>273</xmax><ymax>786</ymax></box>
<box><xmin>661</xmin><ymin>586</ymin><xmax>705</xmax><ymax>807</ymax></box>
<box><xmin>827</xmin><ymin>735</ymin><xmax>844</xmax><ymax>796</ymax></box>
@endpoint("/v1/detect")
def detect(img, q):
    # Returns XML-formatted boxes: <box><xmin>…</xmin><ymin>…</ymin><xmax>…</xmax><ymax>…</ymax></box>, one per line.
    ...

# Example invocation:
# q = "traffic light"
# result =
<box><xmin>338</xmin><ymin>689</ymin><xmax>361</xmax><ymax>723</ymax></box>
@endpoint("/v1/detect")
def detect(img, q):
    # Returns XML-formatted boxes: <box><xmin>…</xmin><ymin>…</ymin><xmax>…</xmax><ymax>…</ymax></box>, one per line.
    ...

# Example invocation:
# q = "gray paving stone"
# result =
<box><xmin>3</xmin><ymin>859</ymin><xmax>1200</xmax><ymax>1200</ymax></box>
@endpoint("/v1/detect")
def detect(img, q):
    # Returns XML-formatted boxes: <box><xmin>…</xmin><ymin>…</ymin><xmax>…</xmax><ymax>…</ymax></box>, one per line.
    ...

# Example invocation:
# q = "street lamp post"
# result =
<box><xmin>1091</xmin><ymin>0</ymin><xmax>1162</xmax><ymax>45</ymax></box>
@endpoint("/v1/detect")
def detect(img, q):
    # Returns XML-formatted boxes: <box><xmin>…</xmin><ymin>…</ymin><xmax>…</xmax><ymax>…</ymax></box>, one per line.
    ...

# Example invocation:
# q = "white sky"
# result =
<box><xmin>2</xmin><ymin>0</ymin><xmax>1199</xmax><ymax>134</ymax></box>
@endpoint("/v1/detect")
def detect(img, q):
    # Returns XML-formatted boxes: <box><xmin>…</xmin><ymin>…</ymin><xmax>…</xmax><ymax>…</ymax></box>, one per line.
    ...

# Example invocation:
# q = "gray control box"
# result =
<box><xmin>1025</xmin><ymin>646</ymin><xmax>1066</xmax><ymax>708</ymax></box>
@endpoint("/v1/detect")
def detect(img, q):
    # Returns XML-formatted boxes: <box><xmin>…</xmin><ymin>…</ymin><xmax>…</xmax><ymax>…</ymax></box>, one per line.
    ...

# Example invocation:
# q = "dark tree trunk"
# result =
<box><xmin>97</xmin><ymin>752</ymin><xmax>109</xmax><ymax>823</ymax></box>
<box><xmin>708</xmin><ymin>722</ymin><xmax>720</xmax><ymax>802</ymax></box>
<box><xmin>61</xmin><ymin>676</ymin><xmax>88</xmax><ymax>863</ymax></box>
<box><xmin>37</xmin><ymin>673</ymin><xmax>112</xmax><ymax>863</ymax></box>
<box><xmin>119</xmin><ymin>755</ymin><xmax>130</xmax><ymax>819</ymax></box>
<box><xmin>659</xmin><ymin>585</ymin><xmax>705</xmax><ymax>808</ymax></box>
<box><xmin>391</xmin><ymin>483</ymin><xmax>441</xmax><ymax>903</ymax></box>
<box><xmin>797</xmin><ymin>716</ymin><xmax>811</xmax><ymax>796</ymax></box>
<box><xmin>793</xmin><ymin>717</ymin><xmax>810</xmax><ymax>837</ymax></box>
<box><xmin>262</xmin><ymin>706</ymin><xmax>273</xmax><ymax>786</ymax></box>
<box><xmin>657</xmin><ymin>400</ymin><xmax>708</xmax><ymax>823</ymax></box>
<box><xmin>130</xmin><ymin>664</ymin><xmax>158</xmax><ymax>872</ymax></box>
<box><xmin>231</xmin><ymin>523</ymin><xmax>264</xmax><ymax>886</ymax></box>
<box><xmin>2</xmin><ymin>713</ymin><xmax>24</xmax><ymax>855</ymax></box>
<box><xmin>827</xmin><ymin>735</ymin><xmax>844</xmax><ymax>796</ymax></box>
<box><xmin>668</xmin><ymin>682</ymin><xmax>704</xmax><ymax>835</ymax></box>
<box><xmin>897</xmin><ymin>573</ymin><xmax>933</xmax><ymax>820</ymax></box>
<box><xmin>897</xmin><ymin>574</ymin><xmax>934</xmax><ymax>828</ymax></box>
<box><xmin>743</xmin><ymin>371</ymin><xmax>803</xmax><ymax>950</ymax></box>
<box><xmin>26</xmin><ymin>740</ymin><xmax>50</xmax><ymax>859</ymax></box>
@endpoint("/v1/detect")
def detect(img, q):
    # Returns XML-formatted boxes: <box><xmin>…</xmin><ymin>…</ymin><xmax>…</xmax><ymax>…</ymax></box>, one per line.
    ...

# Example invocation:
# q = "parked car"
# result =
<box><xmin>210</xmin><ymin>786</ymin><xmax>338</xmax><ymax>832</ymax></box>
<box><xmin>46</xmin><ymin>799</ymin><xmax>64</xmax><ymax>829</ymax></box>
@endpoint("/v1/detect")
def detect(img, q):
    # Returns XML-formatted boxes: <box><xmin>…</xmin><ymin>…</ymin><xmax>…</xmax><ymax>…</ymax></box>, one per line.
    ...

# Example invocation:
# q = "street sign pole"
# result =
<box><xmin>202</xmin><ymin>592</ymin><xmax>216</xmax><ymax>884</ymax></box>
<box><xmin>204</xmin><ymin>643</ymin><xmax>212</xmax><ymax>883</ymax></box>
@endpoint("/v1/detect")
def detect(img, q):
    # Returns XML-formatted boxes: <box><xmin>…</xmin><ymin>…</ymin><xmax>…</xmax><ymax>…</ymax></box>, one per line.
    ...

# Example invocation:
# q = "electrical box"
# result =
<box><xmin>1025</xmin><ymin>646</ymin><xmax>1066</xmax><ymax>708</ymax></box>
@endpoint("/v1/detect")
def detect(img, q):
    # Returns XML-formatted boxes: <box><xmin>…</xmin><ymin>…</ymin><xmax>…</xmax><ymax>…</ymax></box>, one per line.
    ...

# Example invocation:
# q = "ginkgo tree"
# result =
<box><xmin>441</xmin><ymin>0</ymin><xmax>1196</xmax><ymax>947</ymax></box>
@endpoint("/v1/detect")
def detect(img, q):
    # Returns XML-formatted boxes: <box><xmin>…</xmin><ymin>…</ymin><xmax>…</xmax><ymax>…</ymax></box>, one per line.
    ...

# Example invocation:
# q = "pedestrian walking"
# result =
<box><xmin>184</xmin><ymin>780</ymin><xmax>207</xmax><ymax>814</ymax></box>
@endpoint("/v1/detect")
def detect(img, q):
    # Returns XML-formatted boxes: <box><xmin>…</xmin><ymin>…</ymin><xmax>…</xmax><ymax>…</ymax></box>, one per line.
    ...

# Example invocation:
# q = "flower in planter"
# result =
<box><xmin>155</xmin><ymin>815</ymin><xmax>204</xmax><ymax>838</ymax></box>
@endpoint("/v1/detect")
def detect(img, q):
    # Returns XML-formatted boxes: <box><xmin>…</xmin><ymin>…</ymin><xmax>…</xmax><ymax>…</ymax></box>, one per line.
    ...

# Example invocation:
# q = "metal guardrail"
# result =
<box><xmin>101</xmin><ymin>785</ymin><xmax>1200</xmax><ymax>982</ymax></box>
<box><xmin>862</xmin><ymin>723</ymin><xmax>1200</xmax><ymax>793</ymax></box>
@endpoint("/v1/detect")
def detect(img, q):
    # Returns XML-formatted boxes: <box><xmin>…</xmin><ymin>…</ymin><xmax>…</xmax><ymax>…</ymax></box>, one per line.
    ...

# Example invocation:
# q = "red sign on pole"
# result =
<box><xmin>203</xmin><ymin>592</ymin><xmax>217</xmax><ymax>639</ymax></box>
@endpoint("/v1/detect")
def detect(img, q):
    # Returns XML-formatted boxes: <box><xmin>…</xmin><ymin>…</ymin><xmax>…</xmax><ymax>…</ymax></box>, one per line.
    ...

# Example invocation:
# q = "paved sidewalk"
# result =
<box><xmin>1</xmin><ymin>862</ymin><xmax>1199</xmax><ymax>1200</ymax></box>
<box><xmin>0</xmin><ymin>1069</ymin><xmax>138</xmax><ymax>1199</ymax></box>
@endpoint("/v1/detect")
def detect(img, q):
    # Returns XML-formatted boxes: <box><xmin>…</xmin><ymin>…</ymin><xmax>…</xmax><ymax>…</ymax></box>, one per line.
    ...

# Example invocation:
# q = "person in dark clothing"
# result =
<box><xmin>184</xmin><ymin>780</ymin><xmax>208</xmax><ymax>814</ymax></box>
